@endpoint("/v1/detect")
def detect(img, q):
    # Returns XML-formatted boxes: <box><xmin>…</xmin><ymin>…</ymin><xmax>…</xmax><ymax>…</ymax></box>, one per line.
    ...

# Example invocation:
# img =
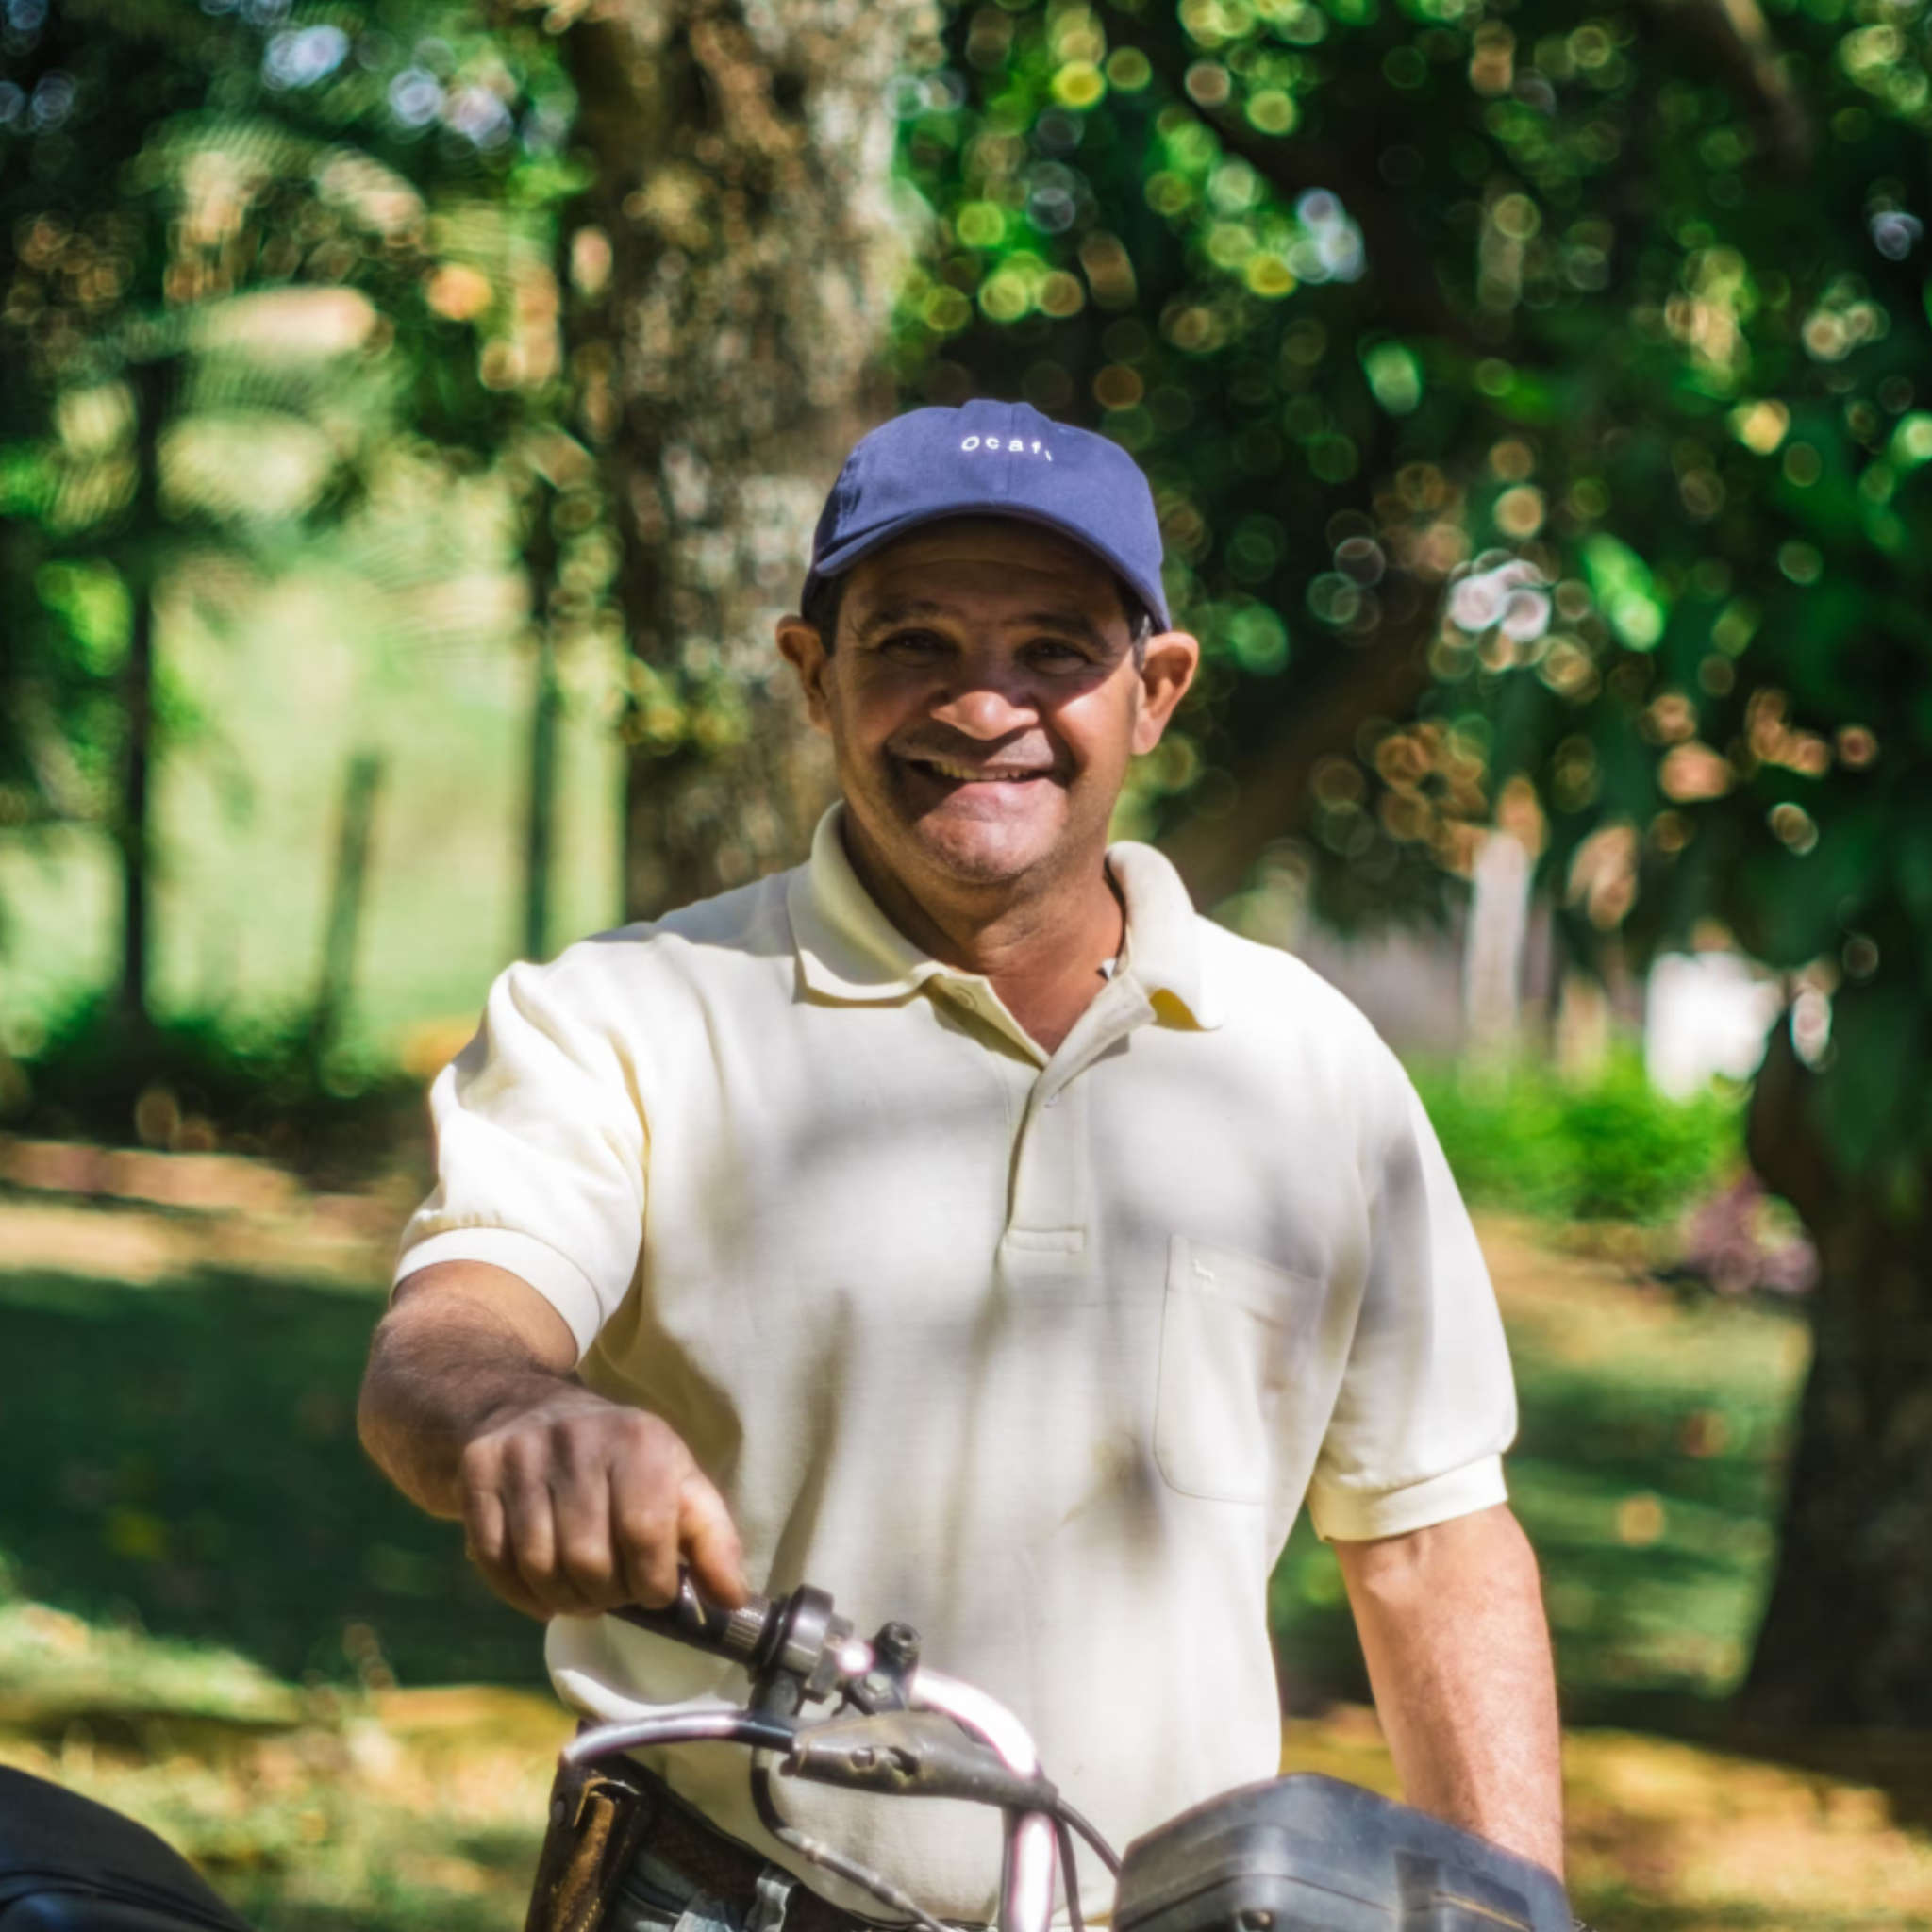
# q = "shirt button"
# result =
<box><xmin>1042</xmin><ymin>1091</ymin><xmax>1059</xmax><ymax>1108</ymax></box>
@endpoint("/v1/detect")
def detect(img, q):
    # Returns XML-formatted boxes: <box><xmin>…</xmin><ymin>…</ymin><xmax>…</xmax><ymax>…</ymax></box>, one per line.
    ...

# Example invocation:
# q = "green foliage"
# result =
<box><xmin>902</xmin><ymin>0</ymin><xmax>1932</xmax><ymax>1180</ymax></box>
<box><xmin>1408</xmin><ymin>1054</ymin><xmax>1742</xmax><ymax>1222</ymax></box>
<box><xmin>6</xmin><ymin>996</ymin><xmax>423</xmax><ymax>1184</ymax></box>
<box><xmin>0</xmin><ymin>0</ymin><xmax>586</xmax><ymax>879</ymax></box>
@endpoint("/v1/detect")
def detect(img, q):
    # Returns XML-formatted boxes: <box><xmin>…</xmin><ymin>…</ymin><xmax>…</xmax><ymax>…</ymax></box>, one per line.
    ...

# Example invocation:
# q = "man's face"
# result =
<box><xmin>778</xmin><ymin>518</ymin><xmax>1197</xmax><ymax>898</ymax></box>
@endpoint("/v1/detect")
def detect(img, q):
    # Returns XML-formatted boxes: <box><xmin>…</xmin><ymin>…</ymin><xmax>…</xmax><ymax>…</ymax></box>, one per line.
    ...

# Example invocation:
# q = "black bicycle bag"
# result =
<box><xmin>1113</xmin><ymin>1774</ymin><xmax>1573</xmax><ymax>1932</ymax></box>
<box><xmin>0</xmin><ymin>1768</ymin><xmax>253</xmax><ymax>1932</ymax></box>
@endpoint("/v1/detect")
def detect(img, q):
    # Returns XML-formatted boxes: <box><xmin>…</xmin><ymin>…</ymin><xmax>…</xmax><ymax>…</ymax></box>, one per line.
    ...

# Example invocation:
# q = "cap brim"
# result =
<box><xmin>806</xmin><ymin>502</ymin><xmax>1171</xmax><ymax>632</ymax></box>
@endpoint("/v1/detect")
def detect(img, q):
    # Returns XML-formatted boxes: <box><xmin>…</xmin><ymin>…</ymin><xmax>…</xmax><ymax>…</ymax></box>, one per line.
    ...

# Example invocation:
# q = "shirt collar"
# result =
<box><xmin>789</xmin><ymin>805</ymin><xmax>1224</xmax><ymax>1033</ymax></box>
<box><xmin>1106</xmin><ymin>837</ymin><xmax>1225</xmax><ymax>1032</ymax></box>
<box><xmin>788</xmin><ymin>806</ymin><xmax>947</xmax><ymax>1003</ymax></box>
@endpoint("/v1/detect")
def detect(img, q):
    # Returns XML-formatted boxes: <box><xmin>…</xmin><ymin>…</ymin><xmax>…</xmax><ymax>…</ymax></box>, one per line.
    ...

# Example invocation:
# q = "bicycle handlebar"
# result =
<box><xmin>569</xmin><ymin>1569</ymin><xmax>1079</xmax><ymax>1932</ymax></box>
<box><xmin>609</xmin><ymin>1574</ymin><xmax>778</xmax><ymax>1664</ymax></box>
<box><xmin>610</xmin><ymin>1571</ymin><xmax>870</xmax><ymax>1716</ymax></box>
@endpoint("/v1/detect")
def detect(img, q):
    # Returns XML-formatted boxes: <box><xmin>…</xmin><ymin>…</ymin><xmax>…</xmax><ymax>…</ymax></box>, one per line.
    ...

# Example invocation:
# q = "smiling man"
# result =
<box><xmin>358</xmin><ymin>401</ymin><xmax>1562</xmax><ymax>1932</ymax></box>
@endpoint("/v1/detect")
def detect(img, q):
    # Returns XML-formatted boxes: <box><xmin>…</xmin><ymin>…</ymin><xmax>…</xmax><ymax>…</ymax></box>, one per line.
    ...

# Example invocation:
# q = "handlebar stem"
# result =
<box><xmin>909</xmin><ymin>1669</ymin><xmax>1058</xmax><ymax>1932</ymax></box>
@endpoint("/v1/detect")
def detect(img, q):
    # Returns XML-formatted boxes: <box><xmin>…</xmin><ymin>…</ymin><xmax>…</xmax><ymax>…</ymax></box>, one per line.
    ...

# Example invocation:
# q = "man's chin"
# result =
<box><xmin>907</xmin><ymin>821</ymin><xmax>1052</xmax><ymax>886</ymax></box>
<box><xmin>888</xmin><ymin>798</ymin><xmax>1070</xmax><ymax>887</ymax></box>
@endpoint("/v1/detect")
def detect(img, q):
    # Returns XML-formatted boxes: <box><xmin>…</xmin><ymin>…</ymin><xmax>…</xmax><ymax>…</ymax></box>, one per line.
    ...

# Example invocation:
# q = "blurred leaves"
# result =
<box><xmin>899</xmin><ymin>0</ymin><xmax>1932</xmax><ymax>1177</ymax></box>
<box><xmin>1</xmin><ymin>0</ymin><xmax>589</xmax><ymax>857</ymax></box>
<box><xmin>1411</xmin><ymin>1051</ymin><xmax>1744</xmax><ymax>1224</ymax></box>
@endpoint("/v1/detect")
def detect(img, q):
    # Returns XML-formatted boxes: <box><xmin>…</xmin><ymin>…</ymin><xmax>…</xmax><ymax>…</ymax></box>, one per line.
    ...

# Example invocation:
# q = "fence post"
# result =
<box><xmin>312</xmin><ymin>749</ymin><xmax>384</xmax><ymax>1072</ymax></box>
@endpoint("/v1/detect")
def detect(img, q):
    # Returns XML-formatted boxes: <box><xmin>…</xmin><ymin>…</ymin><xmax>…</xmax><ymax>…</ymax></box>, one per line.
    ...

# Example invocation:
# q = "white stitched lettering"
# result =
<box><xmin>956</xmin><ymin>435</ymin><xmax>1054</xmax><ymax>460</ymax></box>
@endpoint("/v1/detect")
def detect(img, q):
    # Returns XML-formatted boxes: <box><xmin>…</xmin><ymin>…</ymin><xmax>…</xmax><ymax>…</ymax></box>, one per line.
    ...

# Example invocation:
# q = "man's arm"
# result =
<box><xmin>358</xmin><ymin>1260</ymin><xmax>747</xmax><ymax>1620</ymax></box>
<box><xmin>1333</xmin><ymin>1503</ymin><xmax>1562</xmax><ymax>1876</ymax></box>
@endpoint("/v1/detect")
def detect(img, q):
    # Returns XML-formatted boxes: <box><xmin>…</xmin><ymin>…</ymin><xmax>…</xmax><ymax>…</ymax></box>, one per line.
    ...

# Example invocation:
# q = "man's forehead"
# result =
<box><xmin>843</xmin><ymin>517</ymin><xmax>1125</xmax><ymax>625</ymax></box>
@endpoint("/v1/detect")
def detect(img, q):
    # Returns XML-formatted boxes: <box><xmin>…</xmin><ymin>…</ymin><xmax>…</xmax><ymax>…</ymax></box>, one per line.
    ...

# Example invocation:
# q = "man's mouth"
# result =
<box><xmin>899</xmin><ymin>754</ymin><xmax>1054</xmax><ymax>785</ymax></box>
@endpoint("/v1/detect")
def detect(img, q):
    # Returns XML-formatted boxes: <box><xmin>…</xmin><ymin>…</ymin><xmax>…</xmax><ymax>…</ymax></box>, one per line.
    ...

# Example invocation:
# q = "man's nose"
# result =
<box><xmin>929</xmin><ymin>660</ymin><xmax>1040</xmax><ymax>739</ymax></box>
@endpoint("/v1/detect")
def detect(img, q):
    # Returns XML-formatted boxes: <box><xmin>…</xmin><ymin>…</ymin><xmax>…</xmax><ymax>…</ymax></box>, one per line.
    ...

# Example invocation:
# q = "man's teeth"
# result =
<box><xmin>916</xmin><ymin>758</ymin><xmax>1041</xmax><ymax>782</ymax></box>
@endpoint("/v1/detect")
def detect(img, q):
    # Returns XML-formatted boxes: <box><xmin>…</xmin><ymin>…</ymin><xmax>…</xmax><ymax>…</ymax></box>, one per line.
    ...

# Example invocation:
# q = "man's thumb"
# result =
<box><xmin>679</xmin><ymin>1472</ymin><xmax>750</xmax><ymax>1607</ymax></box>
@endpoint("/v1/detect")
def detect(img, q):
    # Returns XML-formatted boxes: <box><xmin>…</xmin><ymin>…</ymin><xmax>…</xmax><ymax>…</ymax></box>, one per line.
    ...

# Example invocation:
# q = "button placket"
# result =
<box><xmin>941</xmin><ymin>974</ymin><xmax>1049</xmax><ymax>1066</ymax></box>
<box><xmin>1006</xmin><ymin>976</ymin><xmax>1152</xmax><ymax>1245</ymax></box>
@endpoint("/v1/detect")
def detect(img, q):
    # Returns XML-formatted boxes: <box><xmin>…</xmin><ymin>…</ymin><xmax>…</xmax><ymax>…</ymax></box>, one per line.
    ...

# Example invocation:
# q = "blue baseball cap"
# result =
<box><xmin>803</xmin><ymin>401</ymin><xmax>1171</xmax><ymax>631</ymax></box>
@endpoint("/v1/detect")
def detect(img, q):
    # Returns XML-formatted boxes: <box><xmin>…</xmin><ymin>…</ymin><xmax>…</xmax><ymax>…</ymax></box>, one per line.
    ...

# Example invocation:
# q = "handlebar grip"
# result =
<box><xmin>611</xmin><ymin>1568</ymin><xmax>775</xmax><ymax>1665</ymax></box>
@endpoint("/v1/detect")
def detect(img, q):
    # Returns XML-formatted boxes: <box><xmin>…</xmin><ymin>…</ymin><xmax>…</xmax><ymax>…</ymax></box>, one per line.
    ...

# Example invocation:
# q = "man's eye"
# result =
<box><xmin>1026</xmin><ymin>639</ymin><xmax>1090</xmax><ymax>667</ymax></box>
<box><xmin>880</xmin><ymin>630</ymin><xmax>949</xmax><ymax>658</ymax></box>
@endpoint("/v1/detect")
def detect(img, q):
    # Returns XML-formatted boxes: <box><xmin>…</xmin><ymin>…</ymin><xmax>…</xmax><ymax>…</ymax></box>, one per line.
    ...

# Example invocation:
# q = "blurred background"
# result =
<box><xmin>4</xmin><ymin>0</ymin><xmax>1931</xmax><ymax>1924</ymax></box>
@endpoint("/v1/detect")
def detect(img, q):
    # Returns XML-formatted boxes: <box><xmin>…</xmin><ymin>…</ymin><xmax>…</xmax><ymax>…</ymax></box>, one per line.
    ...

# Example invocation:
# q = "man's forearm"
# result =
<box><xmin>357</xmin><ymin>1266</ymin><xmax>579</xmax><ymax>1520</ymax></box>
<box><xmin>358</xmin><ymin>1262</ymin><xmax>747</xmax><ymax>1617</ymax></box>
<box><xmin>1334</xmin><ymin>1504</ymin><xmax>1563</xmax><ymax>1876</ymax></box>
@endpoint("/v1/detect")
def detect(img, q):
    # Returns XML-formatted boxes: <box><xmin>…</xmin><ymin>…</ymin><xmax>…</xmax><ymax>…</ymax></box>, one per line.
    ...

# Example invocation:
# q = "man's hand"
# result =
<box><xmin>357</xmin><ymin>1261</ymin><xmax>748</xmax><ymax>1621</ymax></box>
<box><xmin>458</xmin><ymin>1384</ymin><xmax>744</xmax><ymax>1620</ymax></box>
<box><xmin>1333</xmin><ymin>1504</ymin><xmax>1563</xmax><ymax>1877</ymax></box>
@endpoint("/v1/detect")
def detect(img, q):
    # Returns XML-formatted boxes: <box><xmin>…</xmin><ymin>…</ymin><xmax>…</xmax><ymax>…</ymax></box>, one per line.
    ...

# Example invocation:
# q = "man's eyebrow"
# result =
<box><xmin>1013</xmin><ymin>608</ymin><xmax>1109</xmax><ymax>646</ymax></box>
<box><xmin>853</xmin><ymin>599</ymin><xmax>953</xmax><ymax>639</ymax></box>
<box><xmin>854</xmin><ymin>599</ymin><xmax>1111</xmax><ymax>646</ymax></box>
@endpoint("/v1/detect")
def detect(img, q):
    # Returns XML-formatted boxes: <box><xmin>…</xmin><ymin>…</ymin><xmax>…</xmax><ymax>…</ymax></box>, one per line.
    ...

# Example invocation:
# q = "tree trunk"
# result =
<box><xmin>117</xmin><ymin>356</ymin><xmax>172</xmax><ymax>1024</ymax></box>
<box><xmin>1736</xmin><ymin>1013</ymin><xmax>1932</xmax><ymax>1726</ymax></box>
<box><xmin>563</xmin><ymin>0</ymin><xmax>928</xmax><ymax>919</ymax></box>
<box><xmin>118</xmin><ymin>571</ymin><xmax>154</xmax><ymax>1024</ymax></box>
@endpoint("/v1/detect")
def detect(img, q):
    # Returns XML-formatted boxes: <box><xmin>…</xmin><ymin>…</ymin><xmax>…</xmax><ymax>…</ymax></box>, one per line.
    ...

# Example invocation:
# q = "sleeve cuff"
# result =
<box><xmin>1307</xmin><ymin>1454</ymin><xmax>1508</xmax><ymax>1543</ymax></box>
<box><xmin>392</xmin><ymin>1227</ymin><xmax>612</xmax><ymax>1361</ymax></box>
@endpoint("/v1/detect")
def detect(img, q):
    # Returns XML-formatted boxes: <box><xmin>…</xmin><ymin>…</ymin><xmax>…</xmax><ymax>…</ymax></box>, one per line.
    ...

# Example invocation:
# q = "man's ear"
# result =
<box><xmin>776</xmin><ymin>615</ymin><xmax>833</xmax><ymax>733</ymax></box>
<box><xmin>1131</xmin><ymin>630</ymin><xmax>1201</xmax><ymax>756</ymax></box>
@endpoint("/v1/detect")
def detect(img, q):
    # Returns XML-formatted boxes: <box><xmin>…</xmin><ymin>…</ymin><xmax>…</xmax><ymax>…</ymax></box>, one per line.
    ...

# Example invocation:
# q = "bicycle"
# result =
<box><xmin>0</xmin><ymin>1567</ymin><xmax>1578</xmax><ymax>1932</ymax></box>
<box><xmin>569</xmin><ymin>1570</ymin><xmax>1577</xmax><ymax>1932</ymax></box>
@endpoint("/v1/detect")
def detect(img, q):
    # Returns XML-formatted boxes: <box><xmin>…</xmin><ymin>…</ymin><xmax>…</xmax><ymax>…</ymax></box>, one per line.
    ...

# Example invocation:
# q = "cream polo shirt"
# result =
<box><xmin>395</xmin><ymin>807</ymin><xmax>1516</xmax><ymax>1923</ymax></box>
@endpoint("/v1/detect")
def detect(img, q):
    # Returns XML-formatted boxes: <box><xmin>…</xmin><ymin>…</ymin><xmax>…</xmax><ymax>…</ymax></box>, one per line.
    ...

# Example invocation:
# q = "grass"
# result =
<box><xmin>2</xmin><ymin>1222</ymin><xmax>1799</xmax><ymax>1721</ymax></box>
<box><xmin>0</xmin><ymin>1264</ymin><xmax>537</xmax><ymax>1690</ymax></box>
<box><xmin>1270</xmin><ymin>1220</ymin><xmax>1804</xmax><ymax>1720</ymax></box>
<box><xmin>0</xmin><ymin>1678</ymin><xmax>559</xmax><ymax>1932</ymax></box>
<box><xmin>8</xmin><ymin>1191</ymin><xmax>1925</xmax><ymax>1931</ymax></box>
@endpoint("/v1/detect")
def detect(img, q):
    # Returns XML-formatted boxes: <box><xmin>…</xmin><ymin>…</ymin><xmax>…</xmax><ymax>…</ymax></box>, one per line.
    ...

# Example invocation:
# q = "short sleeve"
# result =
<box><xmin>392</xmin><ymin>956</ymin><xmax>647</xmax><ymax>1359</ymax></box>
<box><xmin>1305</xmin><ymin>1058</ymin><xmax>1516</xmax><ymax>1541</ymax></box>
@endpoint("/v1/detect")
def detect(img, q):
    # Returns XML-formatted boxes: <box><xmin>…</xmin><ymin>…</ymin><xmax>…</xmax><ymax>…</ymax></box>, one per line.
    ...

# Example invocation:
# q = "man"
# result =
<box><xmin>358</xmin><ymin>400</ymin><xmax>1562</xmax><ymax>1932</ymax></box>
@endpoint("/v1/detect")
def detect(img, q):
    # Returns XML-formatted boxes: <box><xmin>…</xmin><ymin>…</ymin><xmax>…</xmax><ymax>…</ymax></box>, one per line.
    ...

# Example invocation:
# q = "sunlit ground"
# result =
<box><xmin>1</xmin><ymin>1161</ymin><xmax>1925</xmax><ymax>1930</ymax></box>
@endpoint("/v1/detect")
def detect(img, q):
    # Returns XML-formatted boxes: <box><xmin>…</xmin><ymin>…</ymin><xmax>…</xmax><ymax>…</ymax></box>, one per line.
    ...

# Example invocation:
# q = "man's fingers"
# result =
<box><xmin>461</xmin><ymin>1467</ymin><xmax>508</xmax><ymax>1572</ymax></box>
<box><xmin>678</xmin><ymin>1468</ymin><xmax>749</xmax><ymax>1607</ymax></box>
<box><xmin>462</xmin><ymin>1470</ymin><xmax>555</xmax><ymax>1622</ymax></box>
<box><xmin>456</xmin><ymin>1399</ymin><xmax>742</xmax><ymax>1618</ymax></box>
<box><xmin>609</xmin><ymin>1448</ymin><xmax>682</xmax><ymax>1608</ymax></box>
<box><xmin>550</xmin><ymin>1432</ymin><xmax>623</xmax><ymax>1608</ymax></box>
<box><xmin>501</xmin><ymin>1442</ymin><xmax>596</xmax><ymax>1617</ymax></box>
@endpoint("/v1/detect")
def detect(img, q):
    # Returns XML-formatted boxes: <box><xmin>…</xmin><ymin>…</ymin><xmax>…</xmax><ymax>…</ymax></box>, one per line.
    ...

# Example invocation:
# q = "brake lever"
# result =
<box><xmin>785</xmin><ymin>1709</ymin><xmax>1058</xmax><ymax>1810</ymax></box>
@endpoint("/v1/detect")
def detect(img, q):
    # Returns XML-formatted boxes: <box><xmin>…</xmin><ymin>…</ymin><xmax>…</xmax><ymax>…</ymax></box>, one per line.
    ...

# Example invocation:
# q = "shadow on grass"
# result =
<box><xmin>0</xmin><ymin>1266</ymin><xmax>539</xmax><ymax>1689</ymax></box>
<box><xmin>0</xmin><ymin>1253</ymin><xmax>1804</xmax><ymax>1733</ymax></box>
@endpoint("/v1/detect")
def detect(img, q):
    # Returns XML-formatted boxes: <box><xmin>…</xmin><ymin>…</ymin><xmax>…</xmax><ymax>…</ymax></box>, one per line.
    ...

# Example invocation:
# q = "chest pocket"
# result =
<box><xmin>1154</xmin><ymin>1236</ymin><xmax>1318</xmax><ymax>1505</ymax></box>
